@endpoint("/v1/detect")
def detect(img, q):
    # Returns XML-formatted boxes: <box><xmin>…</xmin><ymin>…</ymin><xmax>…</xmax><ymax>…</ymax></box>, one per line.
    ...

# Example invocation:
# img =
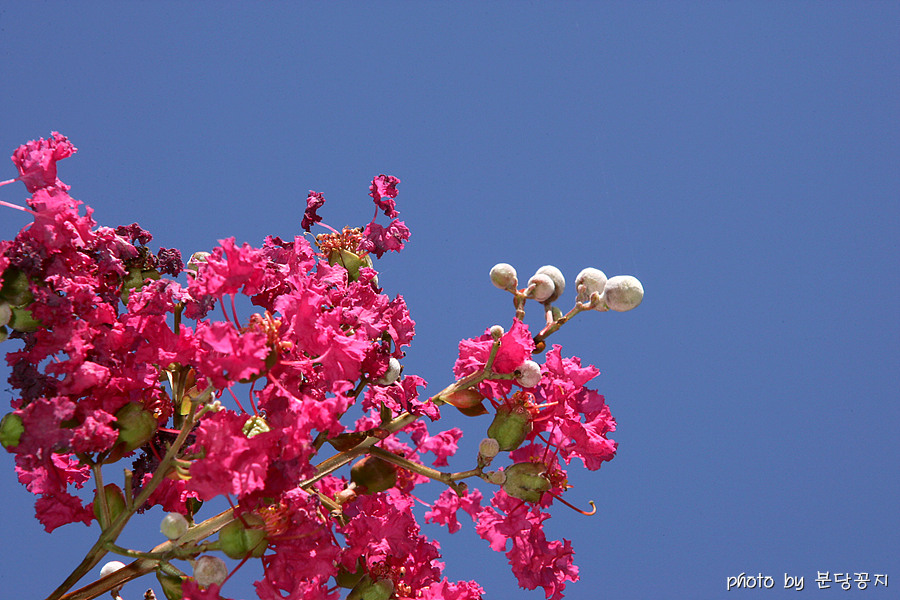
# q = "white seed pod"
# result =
<box><xmin>375</xmin><ymin>357</ymin><xmax>401</xmax><ymax>385</ymax></box>
<box><xmin>489</xmin><ymin>263</ymin><xmax>518</xmax><ymax>291</ymax></box>
<box><xmin>575</xmin><ymin>268</ymin><xmax>608</xmax><ymax>303</ymax></box>
<box><xmin>535</xmin><ymin>265</ymin><xmax>565</xmax><ymax>302</ymax></box>
<box><xmin>515</xmin><ymin>360</ymin><xmax>542</xmax><ymax>388</ymax></box>
<box><xmin>602</xmin><ymin>275</ymin><xmax>644</xmax><ymax>312</ymax></box>
<box><xmin>478</xmin><ymin>437</ymin><xmax>501</xmax><ymax>459</ymax></box>
<box><xmin>161</xmin><ymin>512</ymin><xmax>189</xmax><ymax>540</ymax></box>
<box><xmin>193</xmin><ymin>555</ymin><xmax>229</xmax><ymax>588</ymax></box>
<box><xmin>526</xmin><ymin>273</ymin><xmax>555</xmax><ymax>302</ymax></box>
<box><xmin>99</xmin><ymin>561</ymin><xmax>126</xmax><ymax>579</ymax></box>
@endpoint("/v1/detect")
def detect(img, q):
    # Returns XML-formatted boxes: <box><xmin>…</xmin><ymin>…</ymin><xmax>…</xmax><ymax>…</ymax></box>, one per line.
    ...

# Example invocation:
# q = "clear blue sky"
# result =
<box><xmin>1</xmin><ymin>3</ymin><xmax>898</xmax><ymax>599</ymax></box>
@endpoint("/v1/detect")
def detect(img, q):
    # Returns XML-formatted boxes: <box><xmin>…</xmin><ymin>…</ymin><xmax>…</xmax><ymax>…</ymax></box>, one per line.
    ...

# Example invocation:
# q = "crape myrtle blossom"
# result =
<box><xmin>0</xmin><ymin>134</ymin><xmax>642</xmax><ymax>600</ymax></box>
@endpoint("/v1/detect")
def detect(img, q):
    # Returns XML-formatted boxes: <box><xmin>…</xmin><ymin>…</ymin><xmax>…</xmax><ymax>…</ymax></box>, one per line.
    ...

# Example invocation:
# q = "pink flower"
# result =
<box><xmin>424</xmin><ymin>487</ymin><xmax>483</xmax><ymax>534</ymax></box>
<box><xmin>369</xmin><ymin>174</ymin><xmax>401</xmax><ymax>218</ymax></box>
<box><xmin>417</xmin><ymin>578</ymin><xmax>485</xmax><ymax>600</ymax></box>
<box><xmin>454</xmin><ymin>319</ymin><xmax>535</xmax><ymax>398</ymax></box>
<box><xmin>301</xmin><ymin>190</ymin><xmax>326</xmax><ymax>232</ymax></box>
<box><xmin>186</xmin><ymin>410</ymin><xmax>273</xmax><ymax>501</ymax></box>
<box><xmin>359</xmin><ymin>219</ymin><xmax>410</xmax><ymax>258</ymax></box>
<box><xmin>10</xmin><ymin>132</ymin><xmax>77</xmax><ymax>192</ymax></box>
<box><xmin>34</xmin><ymin>491</ymin><xmax>93</xmax><ymax>533</ymax></box>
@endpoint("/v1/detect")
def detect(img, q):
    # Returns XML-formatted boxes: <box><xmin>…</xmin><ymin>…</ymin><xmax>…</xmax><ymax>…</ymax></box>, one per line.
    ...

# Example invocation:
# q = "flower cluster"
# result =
<box><xmin>0</xmin><ymin>134</ymin><xmax>643</xmax><ymax>600</ymax></box>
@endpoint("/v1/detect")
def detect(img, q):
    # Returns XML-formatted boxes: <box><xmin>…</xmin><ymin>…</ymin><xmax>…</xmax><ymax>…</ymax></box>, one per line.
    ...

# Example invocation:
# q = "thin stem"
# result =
<box><xmin>367</xmin><ymin>446</ymin><xmax>477</xmax><ymax>495</ymax></box>
<box><xmin>533</xmin><ymin>302</ymin><xmax>587</xmax><ymax>347</ymax></box>
<box><xmin>46</xmin><ymin>387</ymin><xmax>214</xmax><ymax>600</ymax></box>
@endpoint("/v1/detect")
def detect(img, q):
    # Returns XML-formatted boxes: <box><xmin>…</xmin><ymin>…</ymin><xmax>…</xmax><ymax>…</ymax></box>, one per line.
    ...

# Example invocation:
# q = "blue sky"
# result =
<box><xmin>1</xmin><ymin>3</ymin><xmax>898</xmax><ymax>599</ymax></box>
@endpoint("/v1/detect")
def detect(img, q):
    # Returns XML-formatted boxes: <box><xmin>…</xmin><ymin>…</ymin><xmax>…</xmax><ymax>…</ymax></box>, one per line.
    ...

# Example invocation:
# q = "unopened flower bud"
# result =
<box><xmin>489</xmin><ymin>324</ymin><xmax>505</xmax><ymax>339</ymax></box>
<box><xmin>0</xmin><ymin>303</ymin><xmax>10</xmax><ymax>328</ymax></box>
<box><xmin>350</xmin><ymin>455</ymin><xmax>397</xmax><ymax>494</ymax></box>
<box><xmin>375</xmin><ymin>357</ymin><xmax>401</xmax><ymax>385</ymax></box>
<box><xmin>219</xmin><ymin>513</ymin><xmax>267</xmax><ymax>559</ymax></box>
<box><xmin>515</xmin><ymin>360</ymin><xmax>542</xmax><ymax>388</ymax></box>
<box><xmin>478</xmin><ymin>437</ymin><xmax>500</xmax><ymax>459</ymax></box>
<box><xmin>443</xmin><ymin>388</ymin><xmax>485</xmax><ymax>409</ymax></box>
<box><xmin>100</xmin><ymin>560</ymin><xmax>126</xmax><ymax>579</ymax></box>
<box><xmin>490</xmin><ymin>263</ymin><xmax>518</xmax><ymax>291</ymax></box>
<box><xmin>526</xmin><ymin>273</ymin><xmax>555</xmax><ymax>302</ymax></box>
<box><xmin>161</xmin><ymin>512</ymin><xmax>189</xmax><ymax>540</ymax></box>
<box><xmin>487</xmin><ymin>404</ymin><xmax>532</xmax><ymax>451</ymax></box>
<box><xmin>535</xmin><ymin>265</ymin><xmax>565</xmax><ymax>302</ymax></box>
<box><xmin>193</xmin><ymin>556</ymin><xmax>228</xmax><ymax>588</ymax></box>
<box><xmin>484</xmin><ymin>470</ymin><xmax>507</xmax><ymax>485</ymax></box>
<box><xmin>602</xmin><ymin>275</ymin><xmax>644</xmax><ymax>312</ymax></box>
<box><xmin>575</xmin><ymin>268</ymin><xmax>608</xmax><ymax>303</ymax></box>
<box><xmin>502</xmin><ymin>462</ymin><xmax>551</xmax><ymax>502</ymax></box>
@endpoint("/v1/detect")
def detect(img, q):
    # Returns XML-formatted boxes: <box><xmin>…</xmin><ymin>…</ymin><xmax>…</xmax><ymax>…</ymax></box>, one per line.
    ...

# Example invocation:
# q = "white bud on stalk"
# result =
<box><xmin>535</xmin><ymin>265</ymin><xmax>565</xmax><ymax>303</ymax></box>
<box><xmin>515</xmin><ymin>360</ymin><xmax>542</xmax><ymax>388</ymax></box>
<box><xmin>601</xmin><ymin>275</ymin><xmax>644</xmax><ymax>312</ymax></box>
<box><xmin>161</xmin><ymin>512</ymin><xmax>189</xmax><ymax>540</ymax></box>
<box><xmin>100</xmin><ymin>561</ymin><xmax>126</xmax><ymax>579</ymax></box>
<box><xmin>478</xmin><ymin>437</ymin><xmax>501</xmax><ymax>459</ymax></box>
<box><xmin>489</xmin><ymin>263</ymin><xmax>518</xmax><ymax>291</ymax></box>
<box><xmin>575</xmin><ymin>268</ymin><xmax>608</xmax><ymax>303</ymax></box>
<box><xmin>489</xmin><ymin>325</ymin><xmax>505</xmax><ymax>339</ymax></box>
<box><xmin>193</xmin><ymin>555</ymin><xmax>229</xmax><ymax>588</ymax></box>
<box><xmin>376</xmin><ymin>357</ymin><xmax>401</xmax><ymax>385</ymax></box>
<box><xmin>526</xmin><ymin>273</ymin><xmax>555</xmax><ymax>302</ymax></box>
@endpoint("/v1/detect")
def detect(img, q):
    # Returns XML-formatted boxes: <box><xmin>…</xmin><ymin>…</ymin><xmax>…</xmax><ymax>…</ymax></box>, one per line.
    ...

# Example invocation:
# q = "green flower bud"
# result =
<box><xmin>114</xmin><ymin>403</ymin><xmax>158</xmax><ymax>452</ymax></box>
<box><xmin>487</xmin><ymin>404</ymin><xmax>532</xmax><ymax>451</ymax></box>
<box><xmin>350</xmin><ymin>455</ymin><xmax>397</xmax><ymax>494</ymax></box>
<box><xmin>219</xmin><ymin>513</ymin><xmax>268</xmax><ymax>559</ymax></box>
<box><xmin>93</xmin><ymin>483</ymin><xmax>127</xmax><ymax>525</ymax></box>
<box><xmin>502</xmin><ymin>462</ymin><xmax>551</xmax><ymax>502</ymax></box>
<box><xmin>335</xmin><ymin>559</ymin><xmax>366</xmax><ymax>589</ymax></box>
<box><xmin>120</xmin><ymin>267</ymin><xmax>160</xmax><ymax>304</ymax></box>
<box><xmin>478</xmin><ymin>437</ymin><xmax>500</xmax><ymax>459</ymax></box>
<box><xmin>0</xmin><ymin>412</ymin><xmax>24</xmax><ymax>449</ymax></box>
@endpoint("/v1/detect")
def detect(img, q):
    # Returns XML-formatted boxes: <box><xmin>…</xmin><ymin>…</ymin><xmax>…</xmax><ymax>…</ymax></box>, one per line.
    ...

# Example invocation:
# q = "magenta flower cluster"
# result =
<box><xmin>0</xmin><ymin>134</ymin><xmax>622</xmax><ymax>600</ymax></box>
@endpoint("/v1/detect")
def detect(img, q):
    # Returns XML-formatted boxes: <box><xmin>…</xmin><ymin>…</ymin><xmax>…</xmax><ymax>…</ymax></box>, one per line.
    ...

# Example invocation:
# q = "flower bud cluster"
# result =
<box><xmin>490</xmin><ymin>262</ymin><xmax>644</xmax><ymax>313</ymax></box>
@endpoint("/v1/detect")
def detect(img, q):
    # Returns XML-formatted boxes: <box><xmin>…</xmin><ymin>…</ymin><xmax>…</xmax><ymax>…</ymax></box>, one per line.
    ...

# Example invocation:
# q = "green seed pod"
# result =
<box><xmin>0</xmin><ymin>412</ymin><xmax>25</xmax><ymax>449</ymax></box>
<box><xmin>350</xmin><ymin>455</ymin><xmax>397</xmax><ymax>494</ymax></box>
<box><xmin>328</xmin><ymin>248</ymin><xmax>375</xmax><ymax>283</ymax></box>
<box><xmin>93</xmin><ymin>483</ymin><xmax>127</xmax><ymax>525</ymax></box>
<box><xmin>0</xmin><ymin>268</ymin><xmax>34</xmax><ymax>306</ymax></box>
<box><xmin>347</xmin><ymin>575</ymin><xmax>394</xmax><ymax>600</ymax></box>
<box><xmin>502</xmin><ymin>462</ymin><xmax>551</xmax><ymax>503</ymax></box>
<box><xmin>487</xmin><ymin>404</ymin><xmax>532</xmax><ymax>451</ymax></box>
<box><xmin>219</xmin><ymin>513</ymin><xmax>268</xmax><ymax>559</ymax></box>
<box><xmin>335</xmin><ymin>559</ymin><xmax>366</xmax><ymax>589</ymax></box>
<box><xmin>114</xmin><ymin>403</ymin><xmax>158</xmax><ymax>452</ymax></box>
